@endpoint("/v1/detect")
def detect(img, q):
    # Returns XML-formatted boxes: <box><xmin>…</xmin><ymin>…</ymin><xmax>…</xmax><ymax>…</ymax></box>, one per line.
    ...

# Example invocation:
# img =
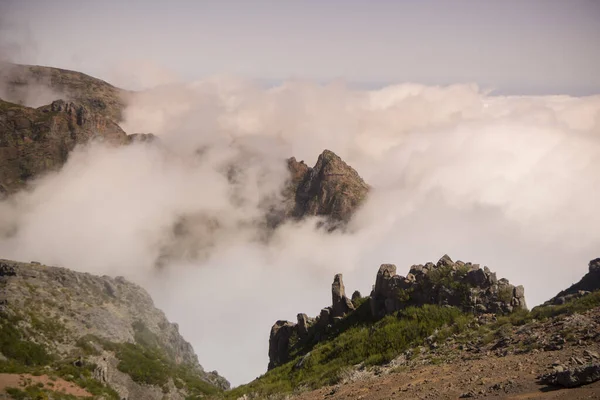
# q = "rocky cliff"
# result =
<box><xmin>0</xmin><ymin>99</ymin><xmax>129</xmax><ymax>194</ymax></box>
<box><xmin>0</xmin><ymin>259</ymin><xmax>229</xmax><ymax>399</ymax></box>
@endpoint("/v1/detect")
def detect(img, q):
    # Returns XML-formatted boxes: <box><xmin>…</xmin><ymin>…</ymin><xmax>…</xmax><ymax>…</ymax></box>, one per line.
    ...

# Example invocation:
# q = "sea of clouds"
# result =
<box><xmin>0</xmin><ymin>77</ymin><xmax>599</xmax><ymax>385</ymax></box>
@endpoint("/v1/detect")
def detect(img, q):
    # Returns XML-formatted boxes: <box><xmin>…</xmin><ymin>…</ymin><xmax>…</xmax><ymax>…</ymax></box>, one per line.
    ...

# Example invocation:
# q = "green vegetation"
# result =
<box><xmin>227</xmin><ymin>305</ymin><xmax>471</xmax><ymax>398</ymax></box>
<box><xmin>76</xmin><ymin>322</ymin><xmax>221</xmax><ymax>397</ymax></box>
<box><xmin>0</xmin><ymin>314</ymin><xmax>54</xmax><ymax>370</ymax></box>
<box><xmin>6</xmin><ymin>385</ymin><xmax>79</xmax><ymax>400</ymax></box>
<box><xmin>530</xmin><ymin>291</ymin><xmax>600</xmax><ymax>320</ymax></box>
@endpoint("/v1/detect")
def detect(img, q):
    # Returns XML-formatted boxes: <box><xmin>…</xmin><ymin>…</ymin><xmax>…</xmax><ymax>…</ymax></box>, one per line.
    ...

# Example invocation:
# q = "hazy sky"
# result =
<box><xmin>1</xmin><ymin>0</ymin><xmax>599</xmax><ymax>94</ymax></box>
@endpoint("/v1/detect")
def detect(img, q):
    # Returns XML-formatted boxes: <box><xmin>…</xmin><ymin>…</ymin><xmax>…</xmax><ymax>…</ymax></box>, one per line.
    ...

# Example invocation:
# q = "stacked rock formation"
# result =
<box><xmin>267</xmin><ymin>255</ymin><xmax>527</xmax><ymax>370</ymax></box>
<box><xmin>370</xmin><ymin>255</ymin><xmax>527</xmax><ymax>318</ymax></box>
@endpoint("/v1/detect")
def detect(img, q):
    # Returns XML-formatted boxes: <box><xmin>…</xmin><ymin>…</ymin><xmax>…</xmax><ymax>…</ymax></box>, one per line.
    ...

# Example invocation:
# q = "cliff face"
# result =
<box><xmin>0</xmin><ymin>259</ymin><xmax>229</xmax><ymax>399</ymax></box>
<box><xmin>0</xmin><ymin>99</ymin><xmax>129</xmax><ymax>194</ymax></box>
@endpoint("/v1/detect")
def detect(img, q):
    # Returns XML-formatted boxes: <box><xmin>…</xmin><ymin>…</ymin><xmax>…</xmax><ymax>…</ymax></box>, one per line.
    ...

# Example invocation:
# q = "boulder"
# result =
<box><xmin>540</xmin><ymin>363</ymin><xmax>600</xmax><ymax>388</ymax></box>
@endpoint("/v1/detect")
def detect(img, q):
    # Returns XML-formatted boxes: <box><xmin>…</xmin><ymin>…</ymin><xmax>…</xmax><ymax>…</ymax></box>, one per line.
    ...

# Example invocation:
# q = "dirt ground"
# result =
<box><xmin>292</xmin><ymin>345</ymin><xmax>600</xmax><ymax>400</ymax></box>
<box><xmin>0</xmin><ymin>373</ymin><xmax>92</xmax><ymax>398</ymax></box>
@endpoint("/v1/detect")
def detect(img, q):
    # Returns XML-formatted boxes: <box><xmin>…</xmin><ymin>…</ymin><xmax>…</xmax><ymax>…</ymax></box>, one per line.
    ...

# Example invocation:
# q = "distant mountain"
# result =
<box><xmin>0</xmin><ymin>63</ymin><xmax>128</xmax><ymax>123</ymax></box>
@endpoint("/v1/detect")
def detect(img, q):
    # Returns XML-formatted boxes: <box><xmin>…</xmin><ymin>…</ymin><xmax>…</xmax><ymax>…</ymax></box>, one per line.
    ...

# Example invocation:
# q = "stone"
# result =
<box><xmin>351</xmin><ymin>290</ymin><xmax>362</xmax><ymax>301</ymax></box>
<box><xmin>540</xmin><ymin>363</ymin><xmax>600</xmax><ymax>388</ymax></box>
<box><xmin>331</xmin><ymin>273</ymin><xmax>355</xmax><ymax>318</ymax></box>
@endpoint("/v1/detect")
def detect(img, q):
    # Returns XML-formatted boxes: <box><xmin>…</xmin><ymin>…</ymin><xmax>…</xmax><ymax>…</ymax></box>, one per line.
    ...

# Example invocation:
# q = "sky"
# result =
<box><xmin>1</xmin><ymin>0</ymin><xmax>599</xmax><ymax>94</ymax></box>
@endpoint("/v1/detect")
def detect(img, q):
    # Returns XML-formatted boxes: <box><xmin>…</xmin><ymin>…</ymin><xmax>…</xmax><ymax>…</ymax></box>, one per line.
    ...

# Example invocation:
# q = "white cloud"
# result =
<box><xmin>1</xmin><ymin>79</ymin><xmax>599</xmax><ymax>386</ymax></box>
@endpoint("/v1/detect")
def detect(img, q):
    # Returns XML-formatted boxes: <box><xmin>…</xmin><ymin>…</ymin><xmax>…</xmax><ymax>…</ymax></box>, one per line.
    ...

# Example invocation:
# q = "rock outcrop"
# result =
<box><xmin>0</xmin><ymin>99</ymin><xmax>129</xmax><ymax>193</ymax></box>
<box><xmin>268</xmin><ymin>320</ymin><xmax>297</xmax><ymax>370</ymax></box>
<box><xmin>276</xmin><ymin>150</ymin><xmax>369</xmax><ymax>226</ymax></box>
<box><xmin>545</xmin><ymin>258</ymin><xmax>600</xmax><ymax>305</ymax></box>
<box><xmin>332</xmin><ymin>273</ymin><xmax>355</xmax><ymax>318</ymax></box>
<box><xmin>267</xmin><ymin>255</ymin><xmax>527</xmax><ymax>371</ymax></box>
<box><xmin>0</xmin><ymin>259</ymin><xmax>229</xmax><ymax>398</ymax></box>
<box><xmin>370</xmin><ymin>255</ymin><xmax>527</xmax><ymax>318</ymax></box>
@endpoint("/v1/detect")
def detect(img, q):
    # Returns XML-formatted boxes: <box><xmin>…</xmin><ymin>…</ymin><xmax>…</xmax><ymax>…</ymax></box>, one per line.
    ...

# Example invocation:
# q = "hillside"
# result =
<box><xmin>0</xmin><ymin>259</ymin><xmax>229</xmax><ymax>399</ymax></box>
<box><xmin>229</xmin><ymin>257</ymin><xmax>600</xmax><ymax>399</ymax></box>
<box><xmin>0</xmin><ymin>63</ymin><xmax>128</xmax><ymax>123</ymax></box>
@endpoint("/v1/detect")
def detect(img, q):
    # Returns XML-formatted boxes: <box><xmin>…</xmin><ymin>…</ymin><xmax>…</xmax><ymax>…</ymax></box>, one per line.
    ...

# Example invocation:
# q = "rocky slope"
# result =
<box><xmin>0</xmin><ymin>63</ymin><xmax>128</xmax><ymax>122</ymax></box>
<box><xmin>267</xmin><ymin>255</ymin><xmax>526</xmax><ymax>370</ymax></box>
<box><xmin>0</xmin><ymin>259</ymin><xmax>229</xmax><ymax>399</ymax></box>
<box><xmin>545</xmin><ymin>258</ymin><xmax>600</xmax><ymax>306</ymax></box>
<box><xmin>0</xmin><ymin>98</ymin><xmax>129</xmax><ymax>194</ymax></box>
<box><xmin>228</xmin><ymin>258</ymin><xmax>600</xmax><ymax>400</ymax></box>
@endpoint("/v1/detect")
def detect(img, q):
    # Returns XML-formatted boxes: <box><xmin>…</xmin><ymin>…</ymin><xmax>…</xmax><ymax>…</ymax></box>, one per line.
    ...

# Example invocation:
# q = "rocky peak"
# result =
<box><xmin>271</xmin><ymin>150</ymin><xmax>369</xmax><ymax>228</ymax></box>
<box><xmin>545</xmin><ymin>258</ymin><xmax>600</xmax><ymax>306</ymax></box>
<box><xmin>291</xmin><ymin>150</ymin><xmax>369</xmax><ymax>222</ymax></box>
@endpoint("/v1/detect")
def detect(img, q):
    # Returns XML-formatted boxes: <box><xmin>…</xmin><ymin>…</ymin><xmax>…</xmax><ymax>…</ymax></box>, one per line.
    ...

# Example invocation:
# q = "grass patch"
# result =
<box><xmin>530</xmin><ymin>291</ymin><xmax>600</xmax><ymax>320</ymax></box>
<box><xmin>227</xmin><ymin>305</ymin><xmax>471</xmax><ymax>398</ymax></box>
<box><xmin>0</xmin><ymin>314</ymin><xmax>53</xmax><ymax>369</ymax></box>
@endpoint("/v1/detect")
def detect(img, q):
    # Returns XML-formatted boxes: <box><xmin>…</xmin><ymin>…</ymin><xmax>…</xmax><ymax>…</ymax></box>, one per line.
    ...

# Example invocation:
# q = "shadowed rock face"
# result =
<box><xmin>0</xmin><ymin>99</ymin><xmax>129</xmax><ymax>193</ymax></box>
<box><xmin>545</xmin><ymin>258</ymin><xmax>600</xmax><ymax>305</ymax></box>
<box><xmin>283</xmin><ymin>150</ymin><xmax>369</xmax><ymax>225</ymax></box>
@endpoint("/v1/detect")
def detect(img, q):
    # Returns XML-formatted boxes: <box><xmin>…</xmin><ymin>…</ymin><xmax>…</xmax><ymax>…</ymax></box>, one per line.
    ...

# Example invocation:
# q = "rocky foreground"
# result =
<box><xmin>228</xmin><ymin>258</ymin><xmax>600</xmax><ymax>400</ymax></box>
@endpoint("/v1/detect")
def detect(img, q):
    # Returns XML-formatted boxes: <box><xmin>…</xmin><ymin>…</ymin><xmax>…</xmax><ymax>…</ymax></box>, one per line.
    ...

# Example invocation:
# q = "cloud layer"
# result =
<box><xmin>1</xmin><ymin>79</ymin><xmax>599</xmax><ymax>385</ymax></box>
